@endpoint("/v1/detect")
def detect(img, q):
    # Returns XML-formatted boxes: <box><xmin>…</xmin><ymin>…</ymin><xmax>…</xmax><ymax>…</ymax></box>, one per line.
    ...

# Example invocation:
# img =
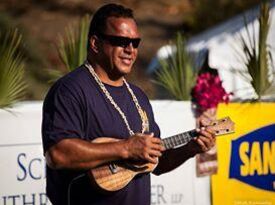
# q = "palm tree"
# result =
<box><xmin>0</xmin><ymin>29</ymin><xmax>26</xmax><ymax>109</ymax></box>
<box><xmin>236</xmin><ymin>0</ymin><xmax>275</xmax><ymax>100</ymax></box>
<box><xmin>155</xmin><ymin>32</ymin><xmax>196</xmax><ymax>100</ymax></box>
<box><xmin>48</xmin><ymin>15</ymin><xmax>90</xmax><ymax>81</ymax></box>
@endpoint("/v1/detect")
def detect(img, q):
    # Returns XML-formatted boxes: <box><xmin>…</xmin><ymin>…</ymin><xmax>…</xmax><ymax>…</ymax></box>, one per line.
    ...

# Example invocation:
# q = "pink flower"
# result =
<box><xmin>191</xmin><ymin>72</ymin><xmax>232</xmax><ymax>112</ymax></box>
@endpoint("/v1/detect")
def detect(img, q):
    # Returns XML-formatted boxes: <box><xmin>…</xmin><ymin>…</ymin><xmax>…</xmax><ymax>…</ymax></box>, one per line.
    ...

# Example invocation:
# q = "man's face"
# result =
<box><xmin>98</xmin><ymin>17</ymin><xmax>140</xmax><ymax>77</ymax></box>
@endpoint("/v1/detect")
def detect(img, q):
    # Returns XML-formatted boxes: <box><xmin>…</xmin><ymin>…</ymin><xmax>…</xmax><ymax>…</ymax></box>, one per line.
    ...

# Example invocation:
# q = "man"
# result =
<box><xmin>42</xmin><ymin>3</ymin><xmax>215</xmax><ymax>205</ymax></box>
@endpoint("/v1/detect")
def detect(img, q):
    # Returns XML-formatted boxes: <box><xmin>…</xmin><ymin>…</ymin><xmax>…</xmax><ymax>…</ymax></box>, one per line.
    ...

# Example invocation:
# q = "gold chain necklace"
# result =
<box><xmin>85</xmin><ymin>61</ymin><xmax>149</xmax><ymax>136</ymax></box>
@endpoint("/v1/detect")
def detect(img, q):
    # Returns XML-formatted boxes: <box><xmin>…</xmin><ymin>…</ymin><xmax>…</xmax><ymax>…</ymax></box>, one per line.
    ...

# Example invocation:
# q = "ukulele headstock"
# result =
<box><xmin>208</xmin><ymin>117</ymin><xmax>235</xmax><ymax>136</ymax></box>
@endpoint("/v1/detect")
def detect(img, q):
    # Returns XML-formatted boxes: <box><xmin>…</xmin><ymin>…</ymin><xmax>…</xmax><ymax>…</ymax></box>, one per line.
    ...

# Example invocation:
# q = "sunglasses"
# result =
<box><xmin>97</xmin><ymin>33</ymin><xmax>141</xmax><ymax>49</ymax></box>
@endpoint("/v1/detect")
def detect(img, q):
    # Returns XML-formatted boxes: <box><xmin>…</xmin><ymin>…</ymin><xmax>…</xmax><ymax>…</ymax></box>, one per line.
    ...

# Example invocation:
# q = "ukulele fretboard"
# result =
<box><xmin>162</xmin><ymin>129</ymin><xmax>197</xmax><ymax>150</ymax></box>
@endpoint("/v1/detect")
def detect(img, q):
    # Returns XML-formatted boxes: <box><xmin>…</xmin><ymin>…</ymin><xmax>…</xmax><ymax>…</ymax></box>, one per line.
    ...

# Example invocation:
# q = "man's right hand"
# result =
<box><xmin>123</xmin><ymin>133</ymin><xmax>165</xmax><ymax>164</ymax></box>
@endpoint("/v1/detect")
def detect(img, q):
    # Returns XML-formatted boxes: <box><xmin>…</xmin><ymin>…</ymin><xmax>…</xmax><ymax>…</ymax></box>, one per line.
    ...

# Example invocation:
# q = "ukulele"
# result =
<box><xmin>87</xmin><ymin>117</ymin><xmax>235</xmax><ymax>192</ymax></box>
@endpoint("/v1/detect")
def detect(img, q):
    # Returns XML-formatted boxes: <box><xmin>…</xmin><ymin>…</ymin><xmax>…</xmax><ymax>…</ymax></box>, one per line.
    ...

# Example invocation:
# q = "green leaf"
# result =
<box><xmin>235</xmin><ymin>1</ymin><xmax>274</xmax><ymax>100</ymax></box>
<box><xmin>0</xmin><ymin>29</ymin><xmax>26</xmax><ymax>109</ymax></box>
<box><xmin>48</xmin><ymin>15</ymin><xmax>90</xmax><ymax>81</ymax></box>
<box><xmin>155</xmin><ymin>32</ymin><xmax>196</xmax><ymax>100</ymax></box>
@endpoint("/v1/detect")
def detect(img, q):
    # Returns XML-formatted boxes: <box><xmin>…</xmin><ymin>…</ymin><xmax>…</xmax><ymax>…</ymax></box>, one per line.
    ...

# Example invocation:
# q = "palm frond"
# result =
<box><xmin>48</xmin><ymin>15</ymin><xmax>90</xmax><ymax>81</ymax></box>
<box><xmin>0</xmin><ymin>29</ymin><xmax>26</xmax><ymax>108</ymax></box>
<box><xmin>155</xmin><ymin>32</ymin><xmax>196</xmax><ymax>100</ymax></box>
<box><xmin>235</xmin><ymin>1</ymin><xmax>274</xmax><ymax>100</ymax></box>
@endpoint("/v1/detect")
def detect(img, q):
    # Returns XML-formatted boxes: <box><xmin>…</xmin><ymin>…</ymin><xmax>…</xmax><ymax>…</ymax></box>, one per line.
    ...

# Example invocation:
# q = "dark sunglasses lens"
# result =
<box><xmin>108</xmin><ymin>36</ymin><xmax>140</xmax><ymax>48</ymax></box>
<box><xmin>108</xmin><ymin>37</ymin><xmax>125</xmax><ymax>47</ymax></box>
<box><xmin>131</xmin><ymin>39</ymin><xmax>140</xmax><ymax>48</ymax></box>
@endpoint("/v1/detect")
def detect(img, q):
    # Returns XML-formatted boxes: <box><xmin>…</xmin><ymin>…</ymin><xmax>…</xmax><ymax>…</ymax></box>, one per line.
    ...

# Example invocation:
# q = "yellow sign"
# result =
<box><xmin>212</xmin><ymin>103</ymin><xmax>275</xmax><ymax>205</ymax></box>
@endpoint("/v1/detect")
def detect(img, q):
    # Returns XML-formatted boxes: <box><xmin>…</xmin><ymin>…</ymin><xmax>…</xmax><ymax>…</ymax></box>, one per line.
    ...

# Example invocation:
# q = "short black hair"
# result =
<box><xmin>87</xmin><ymin>3</ymin><xmax>135</xmax><ymax>50</ymax></box>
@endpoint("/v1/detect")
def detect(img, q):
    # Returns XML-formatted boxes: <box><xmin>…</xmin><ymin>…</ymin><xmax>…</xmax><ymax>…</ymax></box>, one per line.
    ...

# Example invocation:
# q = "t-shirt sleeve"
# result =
<box><xmin>42</xmin><ymin>83</ymin><xmax>85</xmax><ymax>153</ymax></box>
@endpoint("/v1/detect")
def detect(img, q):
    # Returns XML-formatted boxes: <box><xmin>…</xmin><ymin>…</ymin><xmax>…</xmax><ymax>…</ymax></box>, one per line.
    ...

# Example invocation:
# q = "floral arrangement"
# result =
<box><xmin>191</xmin><ymin>72</ymin><xmax>232</xmax><ymax>112</ymax></box>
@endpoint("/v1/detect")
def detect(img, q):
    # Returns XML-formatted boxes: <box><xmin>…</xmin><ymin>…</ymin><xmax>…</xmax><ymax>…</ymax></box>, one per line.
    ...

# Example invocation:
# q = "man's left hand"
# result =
<box><xmin>191</xmin><ymin>110</ymin><xmax>216</xmax><ymax>153</ymax></box>
<box><xmin>193</xmin><ymin>127</ymin><xmax>216</xmax><ymax>152</ymax></box>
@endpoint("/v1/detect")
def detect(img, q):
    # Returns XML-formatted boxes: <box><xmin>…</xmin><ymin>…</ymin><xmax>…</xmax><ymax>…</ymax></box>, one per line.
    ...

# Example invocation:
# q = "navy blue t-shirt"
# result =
<box><xmin>42</xmin><ymin>65</ymin><xmax>160</xmax><ymax>205</ymax></box>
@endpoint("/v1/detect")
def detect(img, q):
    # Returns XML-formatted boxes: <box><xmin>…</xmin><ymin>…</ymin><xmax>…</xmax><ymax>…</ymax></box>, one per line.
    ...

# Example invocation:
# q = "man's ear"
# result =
<box><xmin>89</xmin><ymin>35</ymin><xmax>100</xmax><ymax>53</ymax></box>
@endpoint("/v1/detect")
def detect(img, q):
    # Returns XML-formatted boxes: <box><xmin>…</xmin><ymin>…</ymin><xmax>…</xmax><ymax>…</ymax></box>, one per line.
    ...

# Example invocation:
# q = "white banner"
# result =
<box><xmin>0</xmin><ymin>102</ymin><xmax>48</xmax><ymax>205</ymax></box>
<box><xmin>0</xmin><ymin>101</ymin><xmax>210</xmax><ymax>205</ymax></box>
